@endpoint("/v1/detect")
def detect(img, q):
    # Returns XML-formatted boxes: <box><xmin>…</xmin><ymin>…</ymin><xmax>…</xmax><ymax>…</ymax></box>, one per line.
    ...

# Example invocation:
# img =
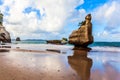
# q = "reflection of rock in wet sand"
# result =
<box><xmin>0</xmin><ymin>49</ymin><xmax>9</xmax><ymax>52</ymax></box>
<box><xmin>68</xmin><ymin>49</ymin><xmax>92</xmax><ymax>80</ymax></box>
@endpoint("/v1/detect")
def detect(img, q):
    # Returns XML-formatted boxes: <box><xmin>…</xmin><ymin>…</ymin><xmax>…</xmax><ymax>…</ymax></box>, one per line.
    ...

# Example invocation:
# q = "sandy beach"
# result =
<box><xmin>0</xmin><ymin>44</ymin><xmax>120</xmax><ymax>80</ymax></box>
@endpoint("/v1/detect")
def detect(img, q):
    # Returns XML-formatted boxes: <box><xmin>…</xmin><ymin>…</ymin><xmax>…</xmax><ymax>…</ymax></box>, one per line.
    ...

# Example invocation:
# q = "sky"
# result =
<box><xmin>0</xmin><ymin>0</ymin><xmax>120</xmax><ymax>42</ymax></box>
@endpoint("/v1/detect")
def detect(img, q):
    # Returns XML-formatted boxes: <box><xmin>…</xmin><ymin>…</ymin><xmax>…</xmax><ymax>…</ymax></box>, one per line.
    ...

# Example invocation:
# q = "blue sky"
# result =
<box><xmin>0</xmin><ymin>0</ymin><xmax>120</xmax><ymax>42</ymax></box>
<box><xmin>76</xmin><ymin>0</ymin><xmax>109</xmax><ymax>11</ymax></box>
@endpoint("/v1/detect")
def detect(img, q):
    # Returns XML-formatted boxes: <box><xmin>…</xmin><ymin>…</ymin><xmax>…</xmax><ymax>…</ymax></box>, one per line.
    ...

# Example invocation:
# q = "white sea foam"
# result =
<box><xmin>2</xmin><ymin>43</ymin><xmax>120</xmax><ymax>53</ymax></box>
<box><xmin>11</xmin><ymin>44</ymin><xmax>74</xmax><ymax>52</ymax></box>
<box><xmin>91</xmin><ymin>46</ymin><xmax>120</xmax><ymax>52</ymax></box>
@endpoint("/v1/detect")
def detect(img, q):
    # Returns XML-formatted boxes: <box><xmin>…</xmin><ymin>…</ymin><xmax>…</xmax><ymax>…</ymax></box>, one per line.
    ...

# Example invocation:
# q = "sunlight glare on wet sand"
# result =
<box><xmin>0</xmin><ymin>47</ymin><xmax>120</xmax><ymax>80</ymax></box>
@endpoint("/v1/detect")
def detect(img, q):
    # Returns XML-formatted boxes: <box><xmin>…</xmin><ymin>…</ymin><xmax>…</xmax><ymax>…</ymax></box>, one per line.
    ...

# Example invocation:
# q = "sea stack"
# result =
<box><xmin>16</xmin><ymin>37</ymin><xmax>21</xmax><ymax>41</ymax></box>
<box><xmin>69</xmin><ymin>14</ymin><xmax>93</xmax><ymax>49</ymax></box>
<box><xmin>0</xmin><ymin>11</ymin><xmax>11</xmax><ymax>43</ymax></box>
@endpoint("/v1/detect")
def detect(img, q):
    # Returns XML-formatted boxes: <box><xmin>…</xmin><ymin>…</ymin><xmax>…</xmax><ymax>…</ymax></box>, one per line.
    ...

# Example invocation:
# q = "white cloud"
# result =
<box><xmin>97</xmin><ymin>31</ymin><xmax>109</xmax><ymax>37</ymax></box>
<box><xmin>70</xmin><ymin>9</ymin><xmax>87</xmax><ymax>22</ymax></box>
<box><xmin>92</xmin><ymin>0</ymin><xmax>120</xmax><ymax>41</ymax></box>
<box><xmin>92</xmin><ymin>0</ymin><xmax>120</xmax><ymax>31</ymax></box>
<box><xmin>0</xmin><ymin>0</ymin><xmax>84</xmax><ymax>39</ymax></box>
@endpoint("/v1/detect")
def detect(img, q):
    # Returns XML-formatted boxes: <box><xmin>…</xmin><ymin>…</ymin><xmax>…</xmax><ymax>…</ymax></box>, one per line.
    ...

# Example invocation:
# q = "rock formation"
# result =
<box><xmin>0</xmin><ymin>11</ymin><xmax>11</xmax><ymax>43</ymax></box>
<box><xmin>47</xmin><ymin>38</ymin><xmax>68</xmax><ymax>45</ymax></box>
<box><xmin>16</xmin><ymin>37</ymin><xmax>21</xmax><ymax>41</ymax></box>
<box><xmin>69</xmin><ymin>14</ymin><xmax>93</xmax><ymax>48</ymax></box>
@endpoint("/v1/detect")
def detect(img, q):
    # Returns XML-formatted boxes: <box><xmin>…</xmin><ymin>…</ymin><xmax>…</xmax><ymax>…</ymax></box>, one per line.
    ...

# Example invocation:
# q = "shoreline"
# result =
<box><xmin>0</xmin><ymin>44</ymin><xmax>120</xmax><ymax>80</ymax></box>
<box><xmin>0</xmin><ymin>44</ymin><xmax>73</xmax><ymax>54</ymax></box>
<box><xmin>0</xmin><ymin>44</ymin><xmax>78</xmax><ymax>80</ymax></box>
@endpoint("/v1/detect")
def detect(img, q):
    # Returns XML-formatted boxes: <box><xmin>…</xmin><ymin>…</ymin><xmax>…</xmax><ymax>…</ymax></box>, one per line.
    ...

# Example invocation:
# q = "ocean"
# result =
<box><xmin>12</xmin><ymin>40</ymin><xmax>120</xmax><ymax>47</ymax></box>
<box><xmin>90</xmin><ymin>42</ymin><xmax>120</xmax><ymax>47</ymax></box>
<box><xmin>12</xmin><ymin>39</ymin><xmax>47</xmax><ymax>44</ymax></box>
<box><xmin>11</xmin><ymin>40</ymin><xmax>120</xmax><ymax>53</ymax></box>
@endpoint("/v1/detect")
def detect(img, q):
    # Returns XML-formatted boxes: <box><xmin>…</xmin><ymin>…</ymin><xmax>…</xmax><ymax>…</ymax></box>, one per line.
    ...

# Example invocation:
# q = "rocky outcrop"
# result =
<box><xmin>0</xmin><ymin>12</ymin><xmax>11</xmax><ymax>43</ymax></box>
<box><xmin>47</xmin><ymin>38</ymin><xmax>68</xmax><ymax>45</ymax></box>
<box><xmin>69</xmin><ymin>14</ymin><xmax>93</xmax><ymax>48</ymax></box>
<box><xmin>16</xmin><ymin>37</ymin><xmax>21</xmax><ymax>41</ymax></box>
<box><xmin>47</xmin><ymin>40</ymin><xmax>61</xmax><ymax>44</ymax></box>
<box><xmin>0</xmin><ymin>26</ymin><xmax>11</xmax><ymax>43</ymax></box>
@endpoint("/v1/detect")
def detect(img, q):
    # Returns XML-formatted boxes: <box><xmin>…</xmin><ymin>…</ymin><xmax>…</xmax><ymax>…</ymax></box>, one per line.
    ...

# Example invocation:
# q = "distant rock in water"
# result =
<box><xmin>69</xmin><ymin>14</ymin><xmax>94</xmax><ymax>48</ymax></box>
<box><xmin>47</xmin><ymin>40</ymin><xmax>61</xmax><ymax>45</ymax></box>
<box><xmin>16</xmin><ymin>37</ymin><xmax>21</xmax><ymax>41</ymax></box>
<box><xmin>47</xmin><ymin>38</ymin><xmax>68</xmax><ymax>45</ymax></box>
<box><xmin>0</xmin><ymin>12</ymin><xmax>11</xmax><ymax>43</ymax></box>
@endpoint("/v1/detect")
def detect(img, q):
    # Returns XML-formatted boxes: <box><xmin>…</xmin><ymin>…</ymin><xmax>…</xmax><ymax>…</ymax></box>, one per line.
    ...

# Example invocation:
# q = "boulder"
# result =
<box><xmin>69</xmin><ymin>14</ymin><xmax>93</xmax><ymax>48</ymax></box>
<box><xmin>16</xmin><ymin>37</ymin><xmax>21</xmax><ymax>41</ymax></box>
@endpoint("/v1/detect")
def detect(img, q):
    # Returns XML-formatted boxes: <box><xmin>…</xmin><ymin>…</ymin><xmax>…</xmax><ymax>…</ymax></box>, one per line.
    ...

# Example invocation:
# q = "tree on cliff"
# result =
<box><xmin>78</xmin><ymin>21</ymin><xmax>86</xmax><ymax>26</ymax></box>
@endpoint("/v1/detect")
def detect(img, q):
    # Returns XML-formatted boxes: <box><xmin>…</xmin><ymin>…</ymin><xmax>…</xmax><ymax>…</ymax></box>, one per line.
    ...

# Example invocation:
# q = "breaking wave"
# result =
<box><xmin>91</xmin><ymin>46</ymin><xmax>120</xmax><ymax>52</ymax></box>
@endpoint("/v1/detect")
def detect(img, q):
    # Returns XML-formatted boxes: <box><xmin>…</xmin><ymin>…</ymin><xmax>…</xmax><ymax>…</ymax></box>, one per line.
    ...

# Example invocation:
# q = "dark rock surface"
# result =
<box><xmin>69</xmin><ymin>14</ymin><xmax>93</xmax><ymax>48</ymax></box>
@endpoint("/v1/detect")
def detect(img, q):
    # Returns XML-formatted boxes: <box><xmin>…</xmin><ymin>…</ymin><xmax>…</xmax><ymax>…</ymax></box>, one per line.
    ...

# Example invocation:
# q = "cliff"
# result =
<box><xmin>0</xmin><ymin>12</ymin><xmax>11</xmax><ymax>43</ymax></box>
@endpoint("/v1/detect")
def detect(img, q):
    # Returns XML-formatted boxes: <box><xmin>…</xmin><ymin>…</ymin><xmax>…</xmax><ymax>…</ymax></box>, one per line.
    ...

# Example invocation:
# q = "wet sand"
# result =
<box><xmin>0</xmin><ymin>44</ymin><xmax>120</xmax><ymax>80</ymax></box>
<box><xmin>0</xmin><ymin>44</ymin><xmax>79</xmax><ymax>80</ymax></box>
